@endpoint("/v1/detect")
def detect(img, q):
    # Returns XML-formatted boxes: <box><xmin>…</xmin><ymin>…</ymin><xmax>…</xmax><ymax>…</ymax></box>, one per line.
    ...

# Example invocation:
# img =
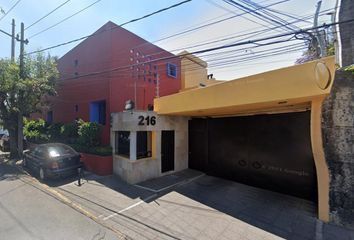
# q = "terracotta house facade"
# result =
<box><xmin>47</xmin><ymin>21</ymin><xmax>181</xmax><ymax>145</ymax></box>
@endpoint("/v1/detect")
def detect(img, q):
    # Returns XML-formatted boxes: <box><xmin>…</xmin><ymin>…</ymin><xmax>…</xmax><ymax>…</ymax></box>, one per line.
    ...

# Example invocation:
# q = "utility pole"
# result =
<box><xmin>11</xmin><ymin>19</ymin><xmax>15</xmax><ymax>62</ymax></box>
<box><xmin>17</xmin><ymin>22</ymin><xmax>28</xmax><ymax>158</ymax></box>
<box><xmin>314</xmin><ymin>1</ymin><xmax>327</xmax><ymax>57</ymax></box>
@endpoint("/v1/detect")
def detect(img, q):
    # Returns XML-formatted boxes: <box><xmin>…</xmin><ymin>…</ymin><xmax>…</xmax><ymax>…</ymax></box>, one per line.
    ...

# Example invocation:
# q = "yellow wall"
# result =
<box><xmin>155</xmin><ymin>57</ymin><xmax>336</xmax><ymax>117</ymax></box>
<box><xmin>180</xmin><ymin>57</ymin><xmax>208</xmax><ymax>89</ymax></box>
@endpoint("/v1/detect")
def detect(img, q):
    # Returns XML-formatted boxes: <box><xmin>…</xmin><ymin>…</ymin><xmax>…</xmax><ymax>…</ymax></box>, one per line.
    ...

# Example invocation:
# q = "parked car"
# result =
<box><xmin>23</xmin><ymin>143</ymin><xmax>82</xmax><ymax>181</ymax></box>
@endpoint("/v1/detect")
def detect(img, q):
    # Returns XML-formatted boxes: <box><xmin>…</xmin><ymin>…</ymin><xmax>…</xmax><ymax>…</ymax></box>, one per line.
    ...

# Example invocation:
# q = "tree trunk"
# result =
<box><xmin>9</xmin><ymin>128</ymin><xmax>18</xmax><ymax>159</ymax></box>
<box><xmin>17</xmin><ymin>113</ymin><xmax>23</xmax><ymax>158</ymax></box>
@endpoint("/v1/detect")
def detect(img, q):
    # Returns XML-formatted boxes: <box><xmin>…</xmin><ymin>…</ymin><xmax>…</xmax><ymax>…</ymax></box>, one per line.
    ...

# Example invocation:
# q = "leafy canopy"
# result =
<box><xmin>0</xmin><ymin>54</ymin><xmax>58</xmax><ymax>130</ymax></box>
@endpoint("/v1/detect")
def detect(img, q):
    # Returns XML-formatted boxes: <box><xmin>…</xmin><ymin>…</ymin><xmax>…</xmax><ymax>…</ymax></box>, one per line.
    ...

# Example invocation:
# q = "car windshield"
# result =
<box><xmin>47</xmin><ymin>145</ymin><xmax>76</xmax><ymax>157</ymax></box>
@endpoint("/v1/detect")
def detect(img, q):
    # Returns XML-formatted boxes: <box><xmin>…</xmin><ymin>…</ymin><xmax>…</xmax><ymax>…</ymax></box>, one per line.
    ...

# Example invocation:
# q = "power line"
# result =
<box><xmin>25</xmin><ymin>0</ymin><xmax>72</xmax><ymax>31</ymax></box>
<box><xmin>59</xmin><ymin>40</ymin><xmax>304</xmax><ymax>80</ymax></box>
<box><xmin>57</xmin><ymin>19</ymin><xmax>354</xmax><ymax>82</ymax></box>
<box><xmin>222</xmin><ymin>0</ymin><xmax>295</xmax><ymax>32</ymax></box>
<box><xmin>137</xmin><ymin>8</ymin><xmax>334</xmax><ymax>63</ymax></box>
<box><xmin>119</xmin><ymin>0</ymin><xmax>191</xmax><ymax>27</ymax></box>
<box><xmin>26</xmin><ymin>0</ymin><xmax>192</xmax><ymax>54</ymax></box>
<box><xmin>145</xmin><ymin>10</ymin><xmax>320</xmax><ymax>57</ymax></box>
<box><xmin>57</xmin><ymin>44</ymin><xmax>308</xmax><ymax>89</ymax></box>
<box><xmin>28</xmin><ymin>0</ymin><xmax>102</xmax><ymax>39</ymax></box>
<box><xmin>134</xmin><ymin>0</ymin><xmax>289</xmax><ymax>47</ymax></box>
<box><xmin>0</xmin><ymin>0</ymin><xmax>22</xmax><ymax>22</ymax></box>
<box><xmin>205</xmin><ymin>0</ymin><xmax>285</xmax><ymax>33</ymax></box>
<box><xmin>239</xmin><ymin>0</ymin><xmax>300</xmax><ymax>30</ymax></box>
<box><xmin>54</xmin><ymin>7</ymin><xmax>335</xmax><ymax>76</ymax></box>
<box><xmin>0</xmin><ymin>28</ymin><xmax>13</xmax><ymax>38</ymax></box>
<box><xmin>26</xmin><ymin>0</ymin><xmax>284</xmax><ymax>55</ymax></box>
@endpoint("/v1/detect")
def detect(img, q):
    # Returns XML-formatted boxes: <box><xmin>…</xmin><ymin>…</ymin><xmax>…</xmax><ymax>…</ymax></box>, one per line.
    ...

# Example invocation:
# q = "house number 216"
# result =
<box><xmin>138</xmin><ymin>116</ymin><xmax>156</xmax><ymax>126</ymax></box>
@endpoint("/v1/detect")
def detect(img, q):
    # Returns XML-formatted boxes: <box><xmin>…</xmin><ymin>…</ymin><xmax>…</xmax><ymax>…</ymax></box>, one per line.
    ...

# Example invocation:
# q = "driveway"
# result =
<box><xmin>51</xmin><ymin>170</ymin><xmax>354</xmax><ymax>240</ymax></box>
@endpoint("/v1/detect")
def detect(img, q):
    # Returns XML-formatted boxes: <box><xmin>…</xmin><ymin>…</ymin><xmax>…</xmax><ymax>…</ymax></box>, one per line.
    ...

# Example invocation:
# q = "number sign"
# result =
<box><xmin>138</xmin><ymin>116</ymin><xmax>156</xmax><ymax>126</ymax></box>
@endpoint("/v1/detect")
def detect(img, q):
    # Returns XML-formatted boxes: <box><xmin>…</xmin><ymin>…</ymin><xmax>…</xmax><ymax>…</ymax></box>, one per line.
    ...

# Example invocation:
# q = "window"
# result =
<box><xmin>75</xmin><ymin>105</ymin><xmax>79</xmax><ymax>112</ymax></box>
<box><xmin>33</xmin><ymin>146</ymin><xmax>46</xmax><ymax>158</ymax></box>
<box><xmin>74</xmin><ymin>59</ymin><xmax>79</xmax><ymax>67</ymax></box>
<box><xmin>47</xmin><ymin>111</ymin><xmax>53</xmax><ymax>124</ymax></box>
<box><xmin>137</xmin><ymin>131</ymin><xmax>152</xmax><ymax>159</ymax></box>
<box><xmin>90</xmin><ymin>100</ymin><xmax>106</xmax><ymax>125</ymax></box>
<box><xmin>115</xmin><ymin>131</ymin><xmax>130</xmax><ymax>157</ymax></box>
<box><xmin>167</xmin><ymin>63</ymin><xmax>177</xmax><ymax>78</ymax></box>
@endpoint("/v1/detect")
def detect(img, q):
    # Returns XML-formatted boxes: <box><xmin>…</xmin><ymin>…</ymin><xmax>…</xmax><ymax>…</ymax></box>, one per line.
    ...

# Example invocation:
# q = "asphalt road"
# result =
<box><xmin>0</xmin><ymin>157</ymin><xmax>120</xmax><ymax>240</ymax></box>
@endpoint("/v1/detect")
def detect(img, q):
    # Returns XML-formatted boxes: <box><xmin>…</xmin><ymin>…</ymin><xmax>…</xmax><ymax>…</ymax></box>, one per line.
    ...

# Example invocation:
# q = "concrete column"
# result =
<box><xmin>130</xmin><ymin>131</ymin><xmax>137</xmax><ymax>160</ymax></box>
<box><xmin>338</xmin><ymin>0</ymin><xmax>354</xmax><ymax>66</ymax></box>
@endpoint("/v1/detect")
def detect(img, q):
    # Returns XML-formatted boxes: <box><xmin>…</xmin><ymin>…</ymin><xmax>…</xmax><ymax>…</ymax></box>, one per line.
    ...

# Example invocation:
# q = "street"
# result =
<box><xmin>0</xmin><ymin>156</ymin><xmax>121</xmax><ymax>240</ymax></box>
<box><xmin>1</xmin><ymin>153</ymin><xmax>354</xmax><ymax>240</ymax></box>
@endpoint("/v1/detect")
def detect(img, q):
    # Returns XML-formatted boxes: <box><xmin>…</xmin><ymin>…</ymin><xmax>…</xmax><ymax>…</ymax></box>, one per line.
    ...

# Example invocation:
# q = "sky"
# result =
<box><xmin>0</xmin><ymin>0</ymin><xmax>337</xmax><ymax>79</ymax></box>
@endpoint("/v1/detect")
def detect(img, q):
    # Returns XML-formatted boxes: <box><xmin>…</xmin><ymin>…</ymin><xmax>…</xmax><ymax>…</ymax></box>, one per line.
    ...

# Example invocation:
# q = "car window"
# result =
<box><xmin>47</xmin><ymin>145</ymin><xmax>76</xmax><ymax>157</ymax></box>
<box><xmin>33</xmin><ymin>146</ymin><xmax>47</xmax><ymax>158</ymax></box>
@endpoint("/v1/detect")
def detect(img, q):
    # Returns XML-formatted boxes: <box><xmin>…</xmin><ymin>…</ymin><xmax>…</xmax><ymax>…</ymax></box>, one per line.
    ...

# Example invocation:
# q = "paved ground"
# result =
<box><xmin>54</xmin><ymin>170</ymin><xmax>354</xmax><ymax>240</ymax></box>
<box><xmin>1</xmin><ymin>153</ymin><xmax>354</xmax><ymax>240</ymax></box>
<box><xmin>0</xmin><ymin>157</ymin><xmax>121</xmax><ymax>240</ymax></box>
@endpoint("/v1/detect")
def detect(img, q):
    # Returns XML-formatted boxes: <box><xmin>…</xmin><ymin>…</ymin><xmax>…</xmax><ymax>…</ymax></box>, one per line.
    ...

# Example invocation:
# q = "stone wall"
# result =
<box><xmin>322</xmin><ymin>70</ymin><xmax>354</xmax><ymax>227</ymax></box>
<box><xmin>339</xmin><ymin>0</ymin><xmax>354</xmax><ymax>66</ymax></box>
<box><xmin>111</xmin><ymin>111</ymin><xmax>189</xmax><ymax>184</ymax></box>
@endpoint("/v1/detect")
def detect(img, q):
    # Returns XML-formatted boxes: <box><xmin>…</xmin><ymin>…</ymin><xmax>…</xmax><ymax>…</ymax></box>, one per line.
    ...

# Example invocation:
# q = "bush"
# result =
<box><xmin>24</xmin><ymin>118</ymin><xmax>48</xmax><ymax>143</ymax></box>
<box><xmin>24</xmin><ymin>119</ymin><xmax>109</xmax><ymax>156</ymax></box>
<box><xmin>47</xmin><ymin>122</ymin><xmax>63</xmax><ymax>141</ymax></box>
<box><xmin>77</xmin><ymin>119</ymin><xmax>102</xmax><ymax>147</ymax></box>
<box><xmin>61</xmin><ymin>122</ymin><xmax>78</xmax><ymax>142</ymax></box>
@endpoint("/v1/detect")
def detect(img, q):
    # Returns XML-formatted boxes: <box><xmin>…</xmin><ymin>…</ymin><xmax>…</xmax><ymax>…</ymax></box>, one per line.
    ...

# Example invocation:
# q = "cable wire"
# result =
<box><xmin>26</xmin><ymin>0</ymin><xmax>285</xmax><ymax>55</ymax></box>
<box><xmin>56</xmin><ymin>19</ymin><xmax>353</xmax><ymax>82</ymax></box>
<box><xmin>0</xmin><ymin>0</ymin><xmax>22</xmax><ymax>22</ymax></box>
<box><xmin>25</xmin><ymin>0</ymin><xmax>72</xmax><ymax>31</ymax></box>
<box><xmin>28</xmin><ymin>0</ymin><xmax>102</xmax><ymax>39</ymax></box>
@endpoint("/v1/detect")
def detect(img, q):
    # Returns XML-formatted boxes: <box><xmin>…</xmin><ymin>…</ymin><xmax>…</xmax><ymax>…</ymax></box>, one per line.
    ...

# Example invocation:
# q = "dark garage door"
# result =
<box><xmin>188</xmin><ymin>111</ymin><xmax>317</xmax><ymax>201</ymax></box>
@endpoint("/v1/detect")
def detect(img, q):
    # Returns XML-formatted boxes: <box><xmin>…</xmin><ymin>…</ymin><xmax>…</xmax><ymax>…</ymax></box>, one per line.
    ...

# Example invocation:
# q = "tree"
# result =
<box><xmin>0</xmin><ymin>54</ymin><xmax>58</xmax><ymax>158</ymax></box>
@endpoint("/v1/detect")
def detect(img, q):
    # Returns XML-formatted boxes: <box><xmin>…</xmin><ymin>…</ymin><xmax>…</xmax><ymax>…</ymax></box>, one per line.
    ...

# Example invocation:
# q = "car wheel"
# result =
<box><xmin>39</xmin><ymin>167</ymin><xmax>46</xmax><ymax>181</ymax></box>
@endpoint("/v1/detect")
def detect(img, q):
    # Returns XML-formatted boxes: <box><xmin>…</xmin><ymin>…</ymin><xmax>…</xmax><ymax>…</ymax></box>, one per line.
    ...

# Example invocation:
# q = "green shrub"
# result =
<box><xmin>24</xmin><ymin>118</ymin><xmax>48</xmax><ymax>143</ymax></box>
<box><xmin>61</xmin><ymin>122</ymin><xmax>79</xmax><ymax>142</ymax></box>
<box><xmin>47</xmin><ymin>122</ymin><xmax>63</xmax><ymax>141</ymax></box>
<box><xmin>77</xmin><ymin>119</ymin><xmax>102</xmax><ymax>147</ymax></box>
<box><xmin>343</xmin><ymin>64</ymin><xmax>354</xmax><ymax>75</ymax></box>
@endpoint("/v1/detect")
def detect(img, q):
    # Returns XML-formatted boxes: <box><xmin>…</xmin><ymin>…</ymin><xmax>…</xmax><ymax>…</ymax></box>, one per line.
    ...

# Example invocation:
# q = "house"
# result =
<box><xmin>46</xmin><ymin>21</ymin><xmax>181</xmax><ymax>145</ymax></box>
<box><xmin>112</xmin><ymin>56</ymin><xmax>339</xmax><ymax>223</ymax></box>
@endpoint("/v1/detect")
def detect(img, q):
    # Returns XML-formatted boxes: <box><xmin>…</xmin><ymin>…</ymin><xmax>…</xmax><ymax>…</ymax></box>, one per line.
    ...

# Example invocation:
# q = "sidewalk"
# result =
<box><xmin>49</xmin><ymin>169</ymin><xmax>354</xmax><ymax>240</ymax></box>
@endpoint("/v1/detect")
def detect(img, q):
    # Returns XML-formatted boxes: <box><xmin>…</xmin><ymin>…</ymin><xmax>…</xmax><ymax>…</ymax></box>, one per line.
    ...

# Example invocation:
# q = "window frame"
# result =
<box><xmin>167</xmin><ymin>63</ymin><xmax>177</xmax><ymax>78</ymax></box>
